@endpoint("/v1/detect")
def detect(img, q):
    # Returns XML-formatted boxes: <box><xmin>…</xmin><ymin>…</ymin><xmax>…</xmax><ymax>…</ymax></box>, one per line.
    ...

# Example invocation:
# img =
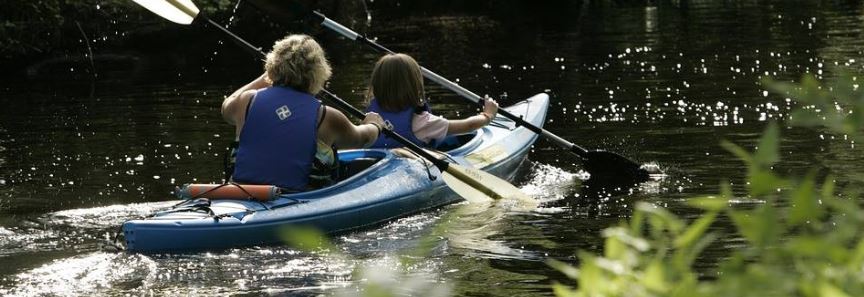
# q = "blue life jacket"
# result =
<box><xmin>366</xmin><ymin>98</ymin><xmax>430</xmax><ymax>148</ymax></box>
<box><xmin>232</xmin><ymin>86</ymin><xmax>320</xmax><ymax>190</ymax></box>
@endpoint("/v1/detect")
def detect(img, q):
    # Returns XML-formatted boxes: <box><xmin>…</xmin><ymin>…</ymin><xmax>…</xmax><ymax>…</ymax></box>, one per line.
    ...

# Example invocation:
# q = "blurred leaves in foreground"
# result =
<box><xmin>551</xmin><ymin>72</ymin><xmax>864</xmax><ymax>297</ymax></box>
<box><xmin>767</xmin><ymin>72</ymin><xmax>864</xmax><ymax>139</ymax></box>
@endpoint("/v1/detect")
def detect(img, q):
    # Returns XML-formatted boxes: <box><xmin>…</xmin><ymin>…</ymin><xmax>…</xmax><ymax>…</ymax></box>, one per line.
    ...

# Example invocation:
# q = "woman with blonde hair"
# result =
<box><xmin>366</xmin><ymin>53</ymin><xmax>498</xmax><ymax>148</ymax></box>
<box><xmin>222</xmin><ymin>34</ymin><xmax>384</xmax><ymax>191</ymax></box>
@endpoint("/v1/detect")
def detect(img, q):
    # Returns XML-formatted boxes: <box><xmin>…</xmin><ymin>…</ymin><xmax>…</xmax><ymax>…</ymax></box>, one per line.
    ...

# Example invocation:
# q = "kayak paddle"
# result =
<box><xmin>132</xmin><ymin>0</ymin><xmax>535</xmax><ymax>204</ymax></box>
<box><xmin>245</xmin><ymin>0</ymin><xmax>652</xmax><ymax>184</ymax></box>
<box><xmin>320</xmin><ymin>89</ymin><xmax>534</xmax><ymax>204</ymax></box>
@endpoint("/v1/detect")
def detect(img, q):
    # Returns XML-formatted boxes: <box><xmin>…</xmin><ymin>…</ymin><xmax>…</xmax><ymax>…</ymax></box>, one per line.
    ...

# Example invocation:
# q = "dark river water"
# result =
<box><xmin>3</xmin><ymin>1</ymin><xmax>864</xmax><ymax>295</ymax></box>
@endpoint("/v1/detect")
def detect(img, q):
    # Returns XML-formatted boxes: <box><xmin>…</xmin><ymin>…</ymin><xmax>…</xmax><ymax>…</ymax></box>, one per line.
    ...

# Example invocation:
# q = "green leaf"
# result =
<box><xmin>789</xmin><ymin>109</ymin><xmax>825</xmax><ymax>127</ymax></box>
<box><xmin>675</xmin><ymin>233</ymin><xmax>718</xmax><ymax>270</ymax></box>
<box><xmin>686</xmin><ymin>196</ymin><xmax>728</xmax><ymax>211</ymax></box>
<box><xmin>763</xmin><ymin>77</ymin><xmax>798</xmax><ymax>98</ymax></box>
<box><xmin>748</xmin><ymin>168</ymin><xmax>787</xmax><ymax>198</ymax></box>
<box><xmin>576</xmin><ymin>253</ymin><xmax>608</xmax><ymax>295</ymax></box>
<box><xmin>799</xmin><ymin>75</ymin><xmax>831</xmax><ymax>103</ymax></box>
<box><xmin>674</xmin><ymin>212</ymin><xmax>717</xmax><ymax>249</ymax></box>
<box><xmin>729</xmin><ymin>205</ymin><xmax>781</xmax><ymax>249</ymax></box>
<box><xmin>278</xmin><ymin>226</ymin><xmax>337</xmax><ymax>254</ymax></box>
<box><xmin>636</xmin><ymin>202</ymin><xmax>684</xmax><ymax>233</ymax></box>
<box><xmin>547</xmin><ymin>259</ymin><xmax>580</xmax><ymax>280</ymax></box>
<box><xmin>821</xmin><ymin>175</ymin><xmax>836</xmax><ymax>199</ymax></box>
<box><xmin>849</xmin><ymin>238</ymin><xmax>864</xmax><ymax>269</ymax></box>
<box><xmin>629</xmin><ymin>208</ymin><xmax>645</xmax><ymax>234</ymax></box>
<box><xmin>641</xmin><ymin>259</ymin><xmax>669</xmax><ymax>293</ymax></box>
<box><xmin>825</xmin><ymin>196</ymin><xmax>864</xmax><ymax>222</ymax></box>
<box><xmin>819</xmin><ymin>282</ymin><xmax>851</xmax><ymax>297</ymax></box>
<box><xmin>787</xmin><ymin>235</ymin><xmax>843</xmax><ymax>260</ymax></box>
<box><xmin>720</xmin><ymin>181</ymin><xmax>734</xmax><ymax>199</ymax></box>
<box><xmin>716</xmin><ymin>253</ymin><xmax>746</xmax><ymax>275</ymax></box>
<box><xmin>603</xmin><ymin>226</ymin><xmax>649</xmax><ymax>257</ymax></box>
<box><xmin>753</xmin><ymin>121</ymin><xmax>780</xmax><ymax>167</ymax></box>
<box><xmin>720</xmin><ymin>140</ymin><xmax>753</xmax><ymax>165</ymax></box>
<box><xmin>789</xmin><ymin>171</ymin><xmax>823</xmax><ymax>226</ymax></box>
<box><xmin>832</xmin><ymin>71</ymin><xmax>859</xmax><ymax>106</ymax></box>
<box><xmin>668</xmin><ymin>278</ymin><xmax>700</xmax><ymax>297</ymax></box>
<box><xmin>552</xmin><ymin>282</ymin><xmax>579</xmax><ymax>297</ymax></box>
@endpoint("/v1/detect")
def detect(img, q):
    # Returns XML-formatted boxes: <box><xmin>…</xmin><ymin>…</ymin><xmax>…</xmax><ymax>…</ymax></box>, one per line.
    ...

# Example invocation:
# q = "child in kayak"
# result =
<box><xmin>365</xmin><ymin>53</ymin><xmax>498</xmax><ymax>148</ymax></box>
<box><xmin>222</xmin><ymin>34</ymin><xmax>385</xmax><ymax>190</ymax></box>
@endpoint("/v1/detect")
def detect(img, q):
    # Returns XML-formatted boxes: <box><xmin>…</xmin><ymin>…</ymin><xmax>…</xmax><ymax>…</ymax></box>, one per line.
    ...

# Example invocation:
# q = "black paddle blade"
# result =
<box><xmin>581</xmin><ymin>150</ymin><xmax>651</xmax><ymax>184</ymax></box>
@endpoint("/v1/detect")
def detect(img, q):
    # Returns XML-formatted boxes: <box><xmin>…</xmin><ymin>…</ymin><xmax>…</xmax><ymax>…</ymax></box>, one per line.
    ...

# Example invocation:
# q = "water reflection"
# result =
<box><xmin>0</xmin><ymin>252</ymin><xmax>157</xmax><ymax>297</ymax></box>
<box><xmin>12</xmin><ymin>185</ymin><xmax>557</xmax><ymax>295</ymax></box>
<box><xmin>645</xmin><ymin>6</ymin><xmax>658</xmax><ymax>33</ymax></box>
<box><xmin>442</xmin><ymin>199</ymin><xmax>544</xmax><ymax>261</ymax></box>
<box><xmin>0</xmin><ymin>202</ymin><xmax>174</xmax><ymax>259</ymax></box>
<box><xmin>3</xmin><ymin>0</ymin><xmax>864</xmax><ymax>295</ymax></box>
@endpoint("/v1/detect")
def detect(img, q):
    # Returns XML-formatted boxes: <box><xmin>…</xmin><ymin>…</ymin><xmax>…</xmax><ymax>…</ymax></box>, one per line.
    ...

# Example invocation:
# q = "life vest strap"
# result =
<box><xmin>223</xmin><ymin>141</ymin><xmax>239</xmax><ymax>182</ymax></box>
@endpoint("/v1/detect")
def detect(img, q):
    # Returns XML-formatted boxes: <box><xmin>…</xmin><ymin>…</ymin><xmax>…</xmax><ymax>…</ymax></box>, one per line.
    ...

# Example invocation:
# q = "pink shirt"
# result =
<box><xmin>412</xmin><ymin>111</ymin><xmax>449</xmax><ymax>145</ymax></box>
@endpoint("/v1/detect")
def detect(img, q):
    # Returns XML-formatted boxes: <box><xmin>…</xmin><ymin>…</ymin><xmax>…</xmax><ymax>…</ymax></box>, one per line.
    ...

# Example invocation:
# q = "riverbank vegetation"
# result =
<box><xmin>551</xmin><ymin>72</ymin><xmax>864</xmax><ymax>296</ymax></box>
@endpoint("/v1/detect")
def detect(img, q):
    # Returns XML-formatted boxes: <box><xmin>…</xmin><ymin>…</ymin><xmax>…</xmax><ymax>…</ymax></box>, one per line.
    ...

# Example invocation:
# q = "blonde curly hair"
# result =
<box><xmin>264</xmin><ymin>34</ymin><xmax>332</xmax><ymax>94</ymax></box>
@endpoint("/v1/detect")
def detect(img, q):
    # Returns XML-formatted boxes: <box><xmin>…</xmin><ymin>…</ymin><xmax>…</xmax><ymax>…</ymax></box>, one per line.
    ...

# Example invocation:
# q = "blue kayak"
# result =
<box><xmin>122</xmin><ymin>93</ymin><xmax>549</xmax><ymax>252</ymax></box>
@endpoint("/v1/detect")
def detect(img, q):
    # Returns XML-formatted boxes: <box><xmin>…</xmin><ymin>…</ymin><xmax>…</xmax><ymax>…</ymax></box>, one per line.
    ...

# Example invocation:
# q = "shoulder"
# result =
<box><xmin>238</xmin><ymin>89</ymin><xmax>257</xmax><ymax>104</ymax></box>
<box><xmin>321</xmin><ymin>106</ymin><xmax>353</xmax><ymax>130</ymax></box>
<box><xmin>413</xmin><ymin>111</ymin><xmax>448</xmax><ymax>126</ymax></box>
<box><xmin>223</xmin><ymin>89</ymin><xmax>259</xmax><ymax>123</ymax></box>
<box><xmin>318</xmin><ymin>106</ymin><xmax>358</xmax><ymax>144</ymax></box>
<box><xmin>226</xmin><ymin>89</ymin><xmax>257</xmax><ymax>109</ymax></box>
<box><xmin>323</xmin><ymin>106</ymin><xmax>348</xmax><ymax>121</ymax></box>
<box><xmin>412</xmin><ymin>112</ymin><xmax>449</xmax><ymax>142</ymax></box>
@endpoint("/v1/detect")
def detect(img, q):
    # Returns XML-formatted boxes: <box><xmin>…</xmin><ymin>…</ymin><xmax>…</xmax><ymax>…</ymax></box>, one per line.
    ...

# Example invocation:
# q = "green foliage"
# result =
<box><xmin>765</xmin><ymin>72</ymin><xmax>864</xmax><ymax>140</ymax></box>
<box><xmin>279</xmin><ymin>226</ymin><xmax>340</xmax><ymax>256</ymax></box>
<box><xmin>551</xmin><ymin>72</ymin><xmax>864</xmax><ymax>297</ymax></box>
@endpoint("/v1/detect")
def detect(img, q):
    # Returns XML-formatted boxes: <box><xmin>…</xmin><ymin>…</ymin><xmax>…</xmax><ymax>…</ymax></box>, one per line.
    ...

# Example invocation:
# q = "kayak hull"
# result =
<box><xmin>123</xmin><ymin>93</ymin><xmax>549</xmax><ymax>252</ymax></box>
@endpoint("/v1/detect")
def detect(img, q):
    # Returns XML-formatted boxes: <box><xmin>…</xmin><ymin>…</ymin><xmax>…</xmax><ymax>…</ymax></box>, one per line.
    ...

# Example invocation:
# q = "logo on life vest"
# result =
<box><xmin>275</xmin><ymin>105</ymin><xmax>292</xmax><ymax>120</ymax></box>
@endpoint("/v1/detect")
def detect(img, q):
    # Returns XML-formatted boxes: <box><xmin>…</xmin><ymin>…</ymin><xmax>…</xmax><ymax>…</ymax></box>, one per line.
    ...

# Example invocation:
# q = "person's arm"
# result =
<box><xmin>322</xmin><ymin>106</ymin><xmax>384</xmax><ymax>149</ymax></box>
<box><xmin>222</xmin><ymin>73</ymin><xmax>270</xmax><ymax>126</ymax></box>
<box><xmin>447</xmin><ymin>98</ymin><xmax>499</xmax><ymax>135</ymax></box>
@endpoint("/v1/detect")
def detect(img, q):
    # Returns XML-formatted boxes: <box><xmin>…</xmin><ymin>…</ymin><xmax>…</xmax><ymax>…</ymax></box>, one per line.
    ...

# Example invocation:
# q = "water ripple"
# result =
<box><xmin>46</xmin><ymin>201</ymin><xmax>176</xmax><ymax>228</ymax></box>
<box><xmin>0</xmin><ymin>252</ymin><xmax>158</xmax><ymax>297</ymax></box>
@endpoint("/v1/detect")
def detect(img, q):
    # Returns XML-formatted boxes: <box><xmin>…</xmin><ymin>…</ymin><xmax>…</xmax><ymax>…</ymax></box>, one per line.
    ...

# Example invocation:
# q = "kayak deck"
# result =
<box><xmin>122</xmin><ymin>93</ymin><xmax>549</xmax><ymax>252</ymax></box>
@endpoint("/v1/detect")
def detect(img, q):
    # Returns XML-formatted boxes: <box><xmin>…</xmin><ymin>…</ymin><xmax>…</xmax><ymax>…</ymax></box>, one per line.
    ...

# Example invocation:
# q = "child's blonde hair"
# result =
<box><xmin>368</xmin><ymin>53</ymin><xmax>425</xmax><ymax>112</ymax></box>
<box><xmin>265</xmin><ymin>34</ymin><xmax>332</xmax><ymax>94</ymax></box>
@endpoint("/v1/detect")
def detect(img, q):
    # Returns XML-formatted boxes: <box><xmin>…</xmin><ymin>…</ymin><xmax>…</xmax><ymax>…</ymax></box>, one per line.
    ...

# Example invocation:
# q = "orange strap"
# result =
<box><xmin>177</xmin><ymin>184</ymin><xmax>281</xmax><ymax>202</ymax></box>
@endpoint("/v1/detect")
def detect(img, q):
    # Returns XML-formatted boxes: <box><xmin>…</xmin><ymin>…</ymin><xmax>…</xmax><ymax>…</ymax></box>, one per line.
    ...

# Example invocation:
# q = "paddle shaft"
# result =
<box><xmin>166</xmin><ymin>0</ymin><xmax>197</xmax><ymax>17</ymax></box>
<box><xmin>204</xmin><ymin>18</ymin><xmax>263</xmax><ymax>57</ymax></box>
<box><xmin>292</xmin><ymin>8</ymin><xmax>591</xmax><ymax>157</ymax></box>
<box><xmin>192</xmin><ymin>13</ymin><xmax>504</xmax><ymax>199</ymax></box>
